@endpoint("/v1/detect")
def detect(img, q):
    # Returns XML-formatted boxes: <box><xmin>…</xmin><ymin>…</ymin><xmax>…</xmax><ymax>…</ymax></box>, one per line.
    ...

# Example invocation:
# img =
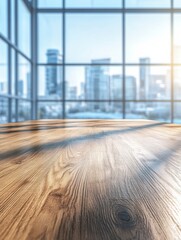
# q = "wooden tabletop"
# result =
<box><xmin>0</xmin><ymin>120</ymin><xmax>181</xmax><ymax>240</ymax></box>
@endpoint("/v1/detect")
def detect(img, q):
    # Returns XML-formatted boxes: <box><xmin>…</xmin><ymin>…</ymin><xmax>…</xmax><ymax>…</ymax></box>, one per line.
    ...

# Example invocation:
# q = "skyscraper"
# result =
<box><xmin>27</xmin><ymin>72</ymin><xmax>31</xmax><ymax>98</ymax></box>
<box><xmin>139</xmin><ymin>58</ymin><xmax>150</xmax><ymax>99</ymax></box>
<box><xmin>149</xmin><ymin>75</ymin><xmax>167</xmax><ymax>99</ymax></box>
<box><xmin>0</xmin><ymin>82</ymin><xmax>4</xmax><ymax>93</ymax></box>
<box><xmin>111</xmin><ymin>74</ymin><xmax>122</xmax><ymax>100</ymax></box>
<box><xmin>126</xmin><ymin>76</ymin><xmax>136</xmax><ymax>100</ymax></box>
<box><xmin>18</xmin><ymin>80</ymin><xmax>24</xmax><ymax>96</ymax></box>
<box><xmin>68</xmin><ymin>86</ymin><xmax>77</xmax><ymax>100</ymax></box>
<box><xmin>46</xmin><ymin>49</ymin><xmax>62</xmax><ymax>97</ymax></box>
<box><xmin>85</xmin><ymin>58</ymin><xmax>110</xmax><ymax>111</ymax></box>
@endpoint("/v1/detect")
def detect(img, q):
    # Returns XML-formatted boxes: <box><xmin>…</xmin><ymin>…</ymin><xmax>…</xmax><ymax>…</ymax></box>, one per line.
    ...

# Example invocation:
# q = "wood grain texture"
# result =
<box><xmin>0</xmin><ymin>119</ymin><xmax>181</xmax><ymax>240</ymax></box>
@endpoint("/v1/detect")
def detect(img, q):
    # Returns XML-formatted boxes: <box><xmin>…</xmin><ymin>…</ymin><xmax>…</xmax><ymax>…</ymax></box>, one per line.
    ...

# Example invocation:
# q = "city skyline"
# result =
<box><xmin>40</xmin><ymin>48</ymin><xmax>172</xmax><ymax>101</ymax></box>
<box><xmin>36</xmin><ymin>47</ymin><xmax>176</xmax><ymax>120</ymax></box>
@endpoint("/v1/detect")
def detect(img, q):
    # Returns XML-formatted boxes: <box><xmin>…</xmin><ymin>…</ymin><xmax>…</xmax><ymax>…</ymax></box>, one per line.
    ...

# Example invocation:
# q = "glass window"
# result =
<box><xmin>126</xmin><ymin>66</ymin><xmax>171</xmax><ymax>100</ymax></box>
<box><xmin>65</xmin><ymin>66</ymin><xmax>122</xmax><ymax>100</ymax></box>
<box><xmin>174</xmin><ymin>14</ymin><xmax>181</xmax><ymax>63</ymax></box>
<box><xmin>18</xmin><ymin>55</ymin><xmax>31</xmax><ymax>98</ymax></box>
<box><xmin>66</xmin><ymin>102</ymin><xmax>123</xmax><ymax>119</ymax></box>
<box><xmin>126</xmin><ymin>102</ymin><xmax>171</xmax><ymax>122</ymax></box>
<box><xmin>38</xmin><ymin>66</ymin><xmax>63</xmax><ymax>100</ymax></box>
<box><xmin>174</xmin><ymin>103</ymin><xmax>181</xmax><ymax>123</ymax></box>
<box><xmin>38</xmin><ymin>14</ymin><xmax>62</xmax><ymax>63</ymax></box>
<box><xmin>38</xmin><ymin>0</ymin><xmax>62</xmax><ymax>8</ymax></box>
<box><xmin>126</xmin><ymin>14</ymin><xmax>171</xmax><ymax>63</ymax></box>
<box><xmin>11</xmin><ymin>49</ymin><xmax>16</xmax><ymax>95</ymax></box>
<box><xmin>174</xmin><ymin>0</ymin><xmax>181</xmax><ymax>8</ymax></box>
<box><xmin>0</xmin><ymin>40</ymin><xmax>8</xmax><ymax>95</ymax></box>
<box><xmin>0</xmin><ymin>0</ymin><xmax>7</xmax><ymax>37</ymax></box>
<box><xmin>126</xmin><ymin>0</ymin><xmax>170</xmax><ymax>8</ymax></box>
<box><xmin>38</xmin><ymin>102</ymin><xmax>63</xmax><ymax>119</ymax></box>
<box><xmin>18</xmin><ymin>101</ymin><xmax>31</xmax><ymax>121</ymax></box>
<box><xmin>0</xmin><ymin>98</ymin><xmax>8</xmax><ymax>124</ymax></box>
<box><xmin>66</xmin><ymin>14</ymin><xmax>122</xmax><ymax>63</ymax></box>
<box><xmin>66</xmin><ymin>0</ymin><xmax>122</xmax><ymax>8</ymax></box>
<box><xmin>174</xmin><ymin>67</ymin><xmax>181</xmax><ymax>100</ymax></box>
<box><xmin>18</xmin><ymin>0</ymin><xmax>31</xmax><ymax>57</ymax></box>
<box><xmin>12</xmin><ymin>99</ymin><xmax>16</xmax><ymax>122</ymax></box>
<box><xmin>11</xmin><ymin>0</ymin><xmax>15</xmax><ymax>44</ymax></box>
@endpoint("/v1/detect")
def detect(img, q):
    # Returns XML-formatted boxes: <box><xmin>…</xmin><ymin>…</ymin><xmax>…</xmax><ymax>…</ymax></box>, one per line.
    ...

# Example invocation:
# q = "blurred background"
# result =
<box><xmin>0</xmin><ymin>0</ymin><xmax>181</xmax><ymax>123</ymax></box>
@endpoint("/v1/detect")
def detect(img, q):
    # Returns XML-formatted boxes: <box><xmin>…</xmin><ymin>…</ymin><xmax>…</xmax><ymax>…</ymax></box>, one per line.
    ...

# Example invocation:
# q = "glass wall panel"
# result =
<box><xmin>0</xmin><ymin>0</ymin><xmax>7</xmax><ymax>37</ymax></box>
<box><xmin>38</xmin><ymin>66</ymin><xmax>63</xmax><ymax>100</ymax></box>
<box><xmin>65</xmin><ymin>66</ymin><xmax>122</xmax><ymax>100</ymax></box>
<box><xmin>66</xmin><ymin>101</ymin><xmax>123</xmax><ymax>119</ymax></box>
<box><xmin>18</xmin><ymin>55</ymin><xmax>31</xmax><ymax>98</ymax></box>
<box><xmin>174</xmin><ymin>67</ymin><xmax>181</xmax><ymax>100</ymax></box>
<box><xmin>18</xmin><ymin>100</ymin><xmax>31</xmax><ymax>121</ymax></box>
<box><xmin>174</xmin><ymin>0</ymin><xmax>181</xmax><ymax>8</ymax></box>
<box><xmin>126</xmin><ymin>66</ymin><xmax>171</xmax><ymax>100</ymax></box>
<box><xmin>174</xmin><ymin>103</ymin><xmax>181</xmax><ymax>123</ymax></box>
<box><xmin>11</xmin><ymin>49</ymin><xmax>16</xmax><ymax>95</ymax></box>
<box><xmin>126</xmin><ymin>14</ymin><xmax>171</xmax><ymax>63</ymax></box>
<box><xmin>38</xmin><ymin>102</ymin><xmax>63</xmax><ymax>119</ymax></box>
<box><xmin>126</xmin><ymin>0</ymin><xmax>170</xmax><ymax>8</ymax></box>
<box><xmin>174</xmin><ymin>14</ymin><xmax>181</xmax><ymax>63</ymax></box>
<box><xmin>66</xmin><ymin>0</ymin><xmax>122</xmax><ymax>8</ymax></box>
<box><xmin>11</xmin><ymin>0</ymin><xmax>15</xmax><ymax>44</ymax></box>
<box><xmin>0</xmin><ymin>40</ymin><xmax>8</xmax><ymax>95</ymax></box>
<box><xmin>0</xmin><ymin>98</ymin><xmax>8</xmax><ymax>124</ymax></box>
<box><xmin>18</xmin><ymin>0</ymin><xmax>31</xmax><ymax>57</ymax></box>
<box><xmin>38</xmin><ymin>0</ymin><xmax>62</xmax><ymax>8</ymax></box>
<box><xmin>0</xmin><ymin>0</ymin><xmax>181</xmax><ymax>124</ymax></box>
<box><xmin>126</xmin><ymin>102</ymin><xmax>171</xmax><ymax>122</ymax></box>
<box><xmin>12</xmin><ymin>99</ymin><xmax>16</xmax><ymax>122</ymax></box>
<box><xmin>38</xmin><ymin>14</ymin><xmax>62</xmax><ymax>63</ymax></box>
<box><xmin>66</xmin><ymin>14</ymin><xmax>122</xmax><ymax>63</ymax></box>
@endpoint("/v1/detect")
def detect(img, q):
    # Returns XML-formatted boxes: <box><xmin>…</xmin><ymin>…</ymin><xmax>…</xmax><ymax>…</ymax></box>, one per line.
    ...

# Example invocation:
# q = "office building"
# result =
<box><xmin>46</xmin><ymin>49</ymin><xmax>63</xmax><ymax>97</ymax></box>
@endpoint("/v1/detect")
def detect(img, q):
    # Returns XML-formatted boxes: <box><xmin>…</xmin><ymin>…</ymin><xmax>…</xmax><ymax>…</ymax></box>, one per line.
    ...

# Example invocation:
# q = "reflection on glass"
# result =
<box><xmin>65</xmin><ymin>66</ymin><xmax>122</xmax><ymax>100</ymax></box>
<box><xmin>126</xmin><ymin>66</ymin><xmax>171</xmax><ymax>100</ymax></box>
<box><xmin>38</xmin><ymin>102</ymin><xmax>63</xmax><ymax>119</ymax></box>
<box><xmin>38</xmin><ymin>65</ymin><xmax>63</xmax><ymax>100</ymax></box>
<box><xmin>174</xmin><ymin>67</ymin><xmax>181</xmax><ymax>99</ymax></box>
<box><xmin>38</xmin><ymin>14</ymin><xmax>62</xmax><ymax>63</ymax></box>
<box><xmin>66</xmin><ymin>0</ymin><xmax>122</xmax><ymax>8</ymax></box>
<box><xmin>0</xmin><ymin>40</ymin><xmax>8</xmax><ymax>95</ymax></box>
<box><xmin>126</xmin><ymin>102</ymin><xmax>171</xmax><ymax>122</ymax></box>
<box><xmin>18</xmin><ymin>55</ymin><xmax>31</xmax><ymax>98</ymax></box>
<box><xmin>126</xmin><ymin>14</ymin><xmax>170</xmax><ymax>63</ymax></box>
<box><xmin>66</xmin><ymin>14</ymin><xmax>122</xmax><ymax>63</ymax></box>
<box><xmin>38</xmin><ymin>0</ymin><xmax>62</xmax><ymax>8</ymax></box>
<box><xmin>0</xmin><ymin>0</ymin><xmax>7</xmax><ymax>37</ymax></box>
<box><xmin>0</xmin><ymin>98</ymin><xmax>8</xmax><ymax>123</ymax></box>
<box><xmin>174</xmin><ymin>15</ymin><xmax>181</xmax><ymax>63</ymax></box>
<box><xmin>126</xmin><ymin>0</ymin><xmax>170</xmax><ymax>8</ymax></box>
<box><xmin>18</xmin><ymin>0</ymin><xmax>31</xmax><ymax>57</ymax></box>
<box><xmin>66</xmin><ymin>102</ymin><xmax>123</xmax><ymax>119</ymax></box>
<box><xmin>174</xmin><ymin>103</ymin><xmax>181</xmax><ymax>123</ymax></box>
<box><xmin>18</xmin><ymin>101</ymin><xmax>31</xmax><ymax>121</ymax></box>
